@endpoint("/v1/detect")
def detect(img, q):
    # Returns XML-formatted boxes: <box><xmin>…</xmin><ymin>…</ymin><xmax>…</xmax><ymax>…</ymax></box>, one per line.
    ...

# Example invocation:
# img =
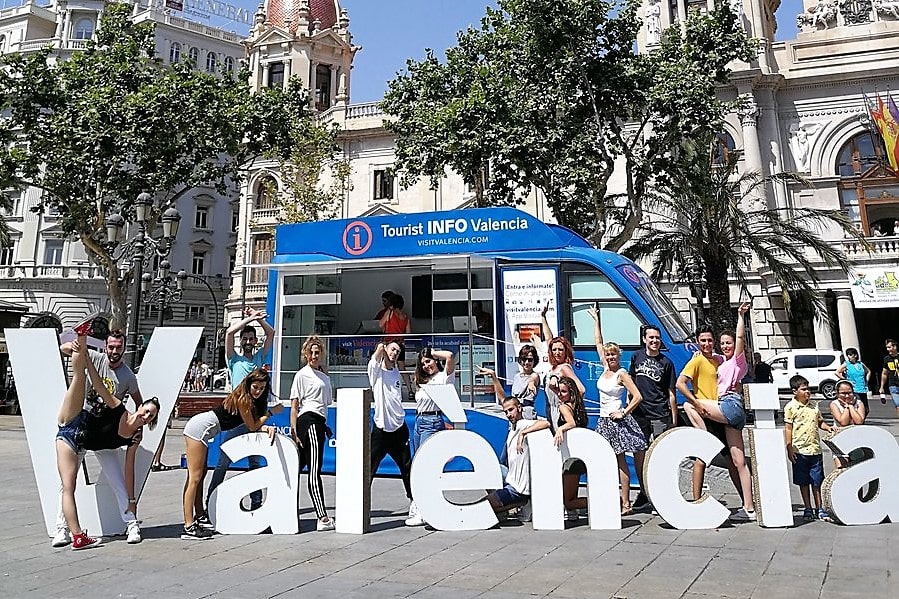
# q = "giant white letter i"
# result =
<box><xmin>5</xmin><ymin>327</ymin><xmax>201</xmax><ymax>537</ymax></box>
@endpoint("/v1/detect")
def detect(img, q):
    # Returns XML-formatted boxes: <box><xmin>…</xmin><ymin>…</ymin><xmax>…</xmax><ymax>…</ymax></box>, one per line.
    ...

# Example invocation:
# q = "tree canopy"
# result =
<box><xmin>382</xmin><ymin>0</ymin><xmax>754</xmax><ymax>250</ymax></box>
<box><xmin>624</xmin><ymin>135</ymin><xmax>859</xmax><ymax>332</ymax></box>
<box><xmin>0</xmin><ymin>3</ymin><xmax>324</xmax><ymax>328</ymax></box>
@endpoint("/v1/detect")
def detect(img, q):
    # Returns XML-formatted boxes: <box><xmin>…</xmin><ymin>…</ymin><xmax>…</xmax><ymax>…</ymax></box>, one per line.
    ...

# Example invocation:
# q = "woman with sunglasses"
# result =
<box><xmin>481</xmin><ymin>344</ymin><xmax>540</xmax><ymax>419</ymax></box>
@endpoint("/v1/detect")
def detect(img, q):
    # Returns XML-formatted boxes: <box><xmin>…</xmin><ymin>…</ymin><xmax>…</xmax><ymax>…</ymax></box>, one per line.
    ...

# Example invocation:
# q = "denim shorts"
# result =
<box><xmin>56</xmin><ymin>410</ymin><xmax>88</xmax><ymax>454</ymax></box>
<box><xmin>719</xmin><ymin>391</ymin><xmax>746</xmax><ymax>430</ymax></box>
<box><xmin>889</xmin><ymin>385</ymin><xmax>899</xmax><ymax>408</ymax></box>
<box><xmin>792</xmin><ymin>452</ymin><xmax>824</xmax><ymax>488</ymax></box>
<box><xmin>493</xmin><ymin>483</ymin><xmax>529</xmax><ymax>507</ymax></box>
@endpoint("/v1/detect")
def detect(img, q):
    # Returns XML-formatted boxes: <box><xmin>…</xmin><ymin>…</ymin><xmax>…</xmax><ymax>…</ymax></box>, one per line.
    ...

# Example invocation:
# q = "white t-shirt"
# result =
<box><xmin>368</xmin><ymin>355</ymin><xmax>405</xmax><ymax>432</ymax></box>
<box><xmin>505</xmin><ymin>419</ymin><xmax>536</xmax><ymax>495</ymax></box>
<box><xmin>414</xmin><ymin>370</ymin><xmax>455</xmax><ymax>413</ymax></box>
<box><xmin>289</xmin><ymin>365</ymin><xmax>332</xmax><ymax>418</ymax></box>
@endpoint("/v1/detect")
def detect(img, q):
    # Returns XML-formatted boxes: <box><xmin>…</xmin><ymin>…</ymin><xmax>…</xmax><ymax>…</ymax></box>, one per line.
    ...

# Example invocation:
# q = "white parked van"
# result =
<box><xmin>766</xmin><ymin>350</ymin><xmax>844</xmax><ymax>400</ymax></box>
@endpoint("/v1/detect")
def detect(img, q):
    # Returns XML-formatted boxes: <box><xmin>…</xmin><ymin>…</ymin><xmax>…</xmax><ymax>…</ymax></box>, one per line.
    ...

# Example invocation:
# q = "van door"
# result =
<box><xmin>770</xmin><ymin>355</ymin><xmax>790</xmax><ymax>391</ymax></box>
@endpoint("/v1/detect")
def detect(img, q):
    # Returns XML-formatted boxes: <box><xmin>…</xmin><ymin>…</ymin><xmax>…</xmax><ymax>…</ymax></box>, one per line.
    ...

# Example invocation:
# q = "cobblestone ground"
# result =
<box><xmin>1</xmin><ymin>405</ymin><xmax>896</xmax><ymax>599</ymax></box>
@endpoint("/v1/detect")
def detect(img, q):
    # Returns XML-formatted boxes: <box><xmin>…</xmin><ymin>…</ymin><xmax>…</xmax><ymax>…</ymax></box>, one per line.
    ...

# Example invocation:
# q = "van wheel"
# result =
<box><xmin>819</xmin><ymin>380</ymin><xmax>837</xmax><ymax>400</ymax></box>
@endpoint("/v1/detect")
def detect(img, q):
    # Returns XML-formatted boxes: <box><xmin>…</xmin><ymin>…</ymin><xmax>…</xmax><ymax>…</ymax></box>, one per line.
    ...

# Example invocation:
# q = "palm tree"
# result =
<box><xmin>625</xmin><ymin>135</ymin><xmax>861</xmax><ymax>333</ymax></box>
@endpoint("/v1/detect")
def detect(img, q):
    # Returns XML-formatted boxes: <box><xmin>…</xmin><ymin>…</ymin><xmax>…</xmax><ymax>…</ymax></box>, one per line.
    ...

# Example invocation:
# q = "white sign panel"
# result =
<box><xmin>848</xmin><ymin>266</ymin><xmax>899</xmax><ymax>308</ymax></box>
<box><xmin>500</xmin><ymin>267</ymin><xmax>558</xmax><ymax>380</ymax></box>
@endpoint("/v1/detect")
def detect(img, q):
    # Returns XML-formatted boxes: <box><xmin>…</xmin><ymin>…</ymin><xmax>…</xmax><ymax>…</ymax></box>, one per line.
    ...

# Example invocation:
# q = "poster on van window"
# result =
<box><xmin>848</xmin><ymin>266</ymin><xmax>899</xmax><ymax>307</ymax></box>
<box><xmin>500</xmin><ymin>267</ymin><xmax>559</xmax><ymax>382</ymax></box>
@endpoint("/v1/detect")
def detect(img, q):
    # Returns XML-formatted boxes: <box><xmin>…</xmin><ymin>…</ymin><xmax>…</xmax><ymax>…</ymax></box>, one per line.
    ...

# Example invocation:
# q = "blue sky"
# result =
<box><xmin>222</xmin><ymin>0</ymin><xmax>805</xmax><ymax>103</ymax></box>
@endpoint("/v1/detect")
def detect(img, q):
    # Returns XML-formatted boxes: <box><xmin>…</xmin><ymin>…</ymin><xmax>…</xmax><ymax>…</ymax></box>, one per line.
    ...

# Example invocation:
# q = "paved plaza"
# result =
<box><xmin>1</xmin><ymin>402</ymin><xmax>897</xmax><ymax>599</ymax></box>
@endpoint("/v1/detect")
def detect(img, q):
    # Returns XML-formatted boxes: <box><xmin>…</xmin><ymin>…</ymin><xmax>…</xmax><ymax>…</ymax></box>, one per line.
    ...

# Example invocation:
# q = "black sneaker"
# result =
<box><xmin>181</xmin><ymin>522</ymin><xmax>213</xmax><ymax>540</ymax></box>
<box><xmin>196</xmin><ymin>514</ymin><xmax>215</xmax><ymax>530</ymax></box>
<box><xmin>633</xmin><ymin>492</ymin><xmax>650</xmax><ymax>510</ymax></box>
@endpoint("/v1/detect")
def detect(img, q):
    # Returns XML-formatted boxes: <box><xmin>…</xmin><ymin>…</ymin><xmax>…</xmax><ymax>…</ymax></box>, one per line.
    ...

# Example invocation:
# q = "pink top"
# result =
<box><xmin>717</xmin><ymin>352</ymin><xmax>748</xmax><ymax>397</ymax></box>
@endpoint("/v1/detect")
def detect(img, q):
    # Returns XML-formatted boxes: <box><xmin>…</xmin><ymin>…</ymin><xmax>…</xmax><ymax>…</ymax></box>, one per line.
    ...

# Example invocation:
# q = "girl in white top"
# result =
<box><xmin>405</xmin><ymin>346</ymin><xmax>456</xmax><ymax>527</ymax></box>
<box><xmin>588</xmin><ymin>306</ymin><xmax>647</xmax><ymax>515</ymax></box>
<box><xmin>289</xmin><ymin>335</ymin><xmax>334</xmax><ymax>531</ymax></box>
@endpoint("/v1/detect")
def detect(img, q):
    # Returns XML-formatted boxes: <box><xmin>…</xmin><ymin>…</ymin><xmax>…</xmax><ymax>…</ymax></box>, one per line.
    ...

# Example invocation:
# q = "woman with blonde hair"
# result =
<box><xmin>181</xmin><ymin>368</ymin><xmax>276</xmax><ymax>539</ymax></box>
<box><xmin>289</xmin><ymin>335</ymin><xmax>335</xmax><ymax>531</ymax></box>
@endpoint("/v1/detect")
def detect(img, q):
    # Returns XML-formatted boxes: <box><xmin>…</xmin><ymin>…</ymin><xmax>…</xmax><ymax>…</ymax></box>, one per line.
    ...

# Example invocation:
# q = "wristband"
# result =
<box><xmin>128</xmin><ymin>498</ymin><xmax>136</xmax><ymax>502</ymax></box>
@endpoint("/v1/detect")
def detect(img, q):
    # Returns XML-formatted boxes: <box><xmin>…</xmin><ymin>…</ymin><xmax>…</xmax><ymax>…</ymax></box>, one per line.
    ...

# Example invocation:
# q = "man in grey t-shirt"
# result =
<box><xmin>60</xmin><ymin>329</ymin><xmax>142</xmax><ymax>412</ymax></box>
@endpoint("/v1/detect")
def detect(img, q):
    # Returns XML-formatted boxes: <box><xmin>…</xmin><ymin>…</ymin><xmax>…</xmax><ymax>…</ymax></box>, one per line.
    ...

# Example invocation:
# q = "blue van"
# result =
<box><xmin>218</xmin><ymin>208</ymin><xmax>695</xmax><ymax>475</ymax></box>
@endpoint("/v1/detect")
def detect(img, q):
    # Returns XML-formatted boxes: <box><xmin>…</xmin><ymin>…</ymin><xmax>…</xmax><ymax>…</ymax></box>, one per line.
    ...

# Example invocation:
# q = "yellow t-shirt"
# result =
<box><xmin>783</xmin><ymin>398</ymin><xmax>823</xmax><ymax>456</ymax></box>
<box><xmin>679</xmin><ymin>353</ymin><xmax>719</xmax><ymax>401</ymax></box>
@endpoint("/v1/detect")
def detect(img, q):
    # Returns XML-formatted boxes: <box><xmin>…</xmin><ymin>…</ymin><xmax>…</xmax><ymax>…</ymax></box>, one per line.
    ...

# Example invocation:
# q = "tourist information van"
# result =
<box><xmin>244</xmin><ymin>207</ymin><xmax>696</xmax><ymax>474</ymax></box>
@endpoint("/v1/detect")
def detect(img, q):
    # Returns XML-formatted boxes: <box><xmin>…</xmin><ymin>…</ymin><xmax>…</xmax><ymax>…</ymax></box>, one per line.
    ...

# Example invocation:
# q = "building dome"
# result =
<box><xmin>265</xmin><ymin>0</ymin><xmax>339</xmax><ymax>33</ymax></box>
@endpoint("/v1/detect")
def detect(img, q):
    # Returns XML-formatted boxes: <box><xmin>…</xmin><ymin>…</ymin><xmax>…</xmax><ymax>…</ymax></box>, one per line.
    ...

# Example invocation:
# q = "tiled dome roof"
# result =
<box><xmin>265</xmin><ymin>0</ymin><xmax>339</xmax><ymax>33</ymax></box>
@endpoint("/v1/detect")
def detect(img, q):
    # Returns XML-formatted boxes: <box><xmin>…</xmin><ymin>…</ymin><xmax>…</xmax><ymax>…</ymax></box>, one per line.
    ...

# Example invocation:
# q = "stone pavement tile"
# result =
<box><xmin>686</xmin><ymin>551</ymin><xmax>774</xmax><ymax>597</ymax></box>
<box><xmin>615</xmin><ymin>546</ymin><xmax>719</xmax><ymax>599</ymax></box>
<box><xmin>670</xmin><ymin>527</ymin><xmax>740</xmax><ymax>549</ymax></box>
<box><xmin>406</xmin><ymin>585</ymin><xmax>484</xmax><ymax>598</ymax></box>
<box><xmin>749</xmin><ymin>573</ymin><xmax>827</xmax><ymax>599</ymax></box>
<box><xmin>271</xmin><ymin>573</ymin><xmax>372</xmax><ymax>598</ymax></box>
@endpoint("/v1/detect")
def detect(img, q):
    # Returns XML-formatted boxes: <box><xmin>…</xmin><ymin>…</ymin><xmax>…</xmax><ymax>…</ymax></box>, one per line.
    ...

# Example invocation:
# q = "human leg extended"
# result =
<box><xmin>58</xmin><ymin>338</ymin><xmax>89</xmax><ymax>425</ymax></box>
<box><xmin>724</xmin><ymin>426</ymin><xmax>754</xmax><ymax>512</ymax></box>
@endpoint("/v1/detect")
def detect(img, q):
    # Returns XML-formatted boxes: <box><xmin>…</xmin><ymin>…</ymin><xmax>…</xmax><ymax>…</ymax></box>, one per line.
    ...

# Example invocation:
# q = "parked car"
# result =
<box><xmin>766</xmin><ymin>349</ymin><xmax>844</xmax><ymax>400</ymax></box>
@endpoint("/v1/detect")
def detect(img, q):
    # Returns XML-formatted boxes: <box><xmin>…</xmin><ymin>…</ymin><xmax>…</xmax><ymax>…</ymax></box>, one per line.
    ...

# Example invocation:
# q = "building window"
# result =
<box><xmin>713</xmin><ymin>131</ymin><xmax>737</xmax><ymax>166</ymax></box>
<box><xmin>254</xmin><ymin>176</ymin><xmax>278</xmax><ymax>210</ymax></box>
<box><xmin>206</xmin><ymin>52</ymin><xmax>217</xmax><ymax>73</ymax></box>
<box><xmin>74</xmin><ymin>18</ymin><xmax>94</xmax><ymax>40</ymax></box>
<box><xmin>224</xmin><ymin>56</ymin><xmax>235</xmax><ymax>74</ymax></box>
<box><xmin>228</xmin><ymin>253</ymin><xmax>236</xmax><ymax>274</ymax></box>
<box><xmin>188</xmin><ymin>47</ymin><xmax>199</xmax><ymax>66</ymax></box>
<box><xmin>231</xmin><ymin>209</ymin><xmax>239</xmax><ymax>232</ymax></box>
<box><xmin>142</xmin><ymin>304</ymin><xmax>160</xmax><ymax>320</ymax></box>
<box><xmin>170</xmin><ymin>42</ymin><xmax>181</xmax><ymax>63</ymax></box>
<box><xmin>0</xmin><ymin>241</ymin><xmax>15</xmax><ymax>266</ymax></box>
<box><xmin>837</xmin><ymin>131</ymin><xmax>899</xmax><ymax>236</ymax></box>
<box><xmin>315</xmin><ymin>64</ymin><xmax>332</xmax><ymax>110</ymax></box>
<box><xmin>43</xmin><ymin>239</ymin><xmax>64</xmax><ymax>264</ymax></box>
<box><xmin>194</xmin><ymin>205</ymin><xmax>209</xmax><ymax>229</ymax></box>
<box><xmin>191</xmin><ymin>251</ymin><xmax>206</xmax><ymax>275</ymax></box>
<box><xmin>250</xmin><ymin>234</ymin><xmax>274</xmax><ymax>283</ymax></box>
<box><xmin>186</xmin><ymin>306</ymin><xmax>206</xmax><ymax>321</ymax></box>
<box><xmin>0</xmin><ymin>34</ymin><xmax>6</xmax><ymax>53</ymax></box>
<box><xmin>373</xmin><ymin>169</ymin><xmax>394</xmax><ymax>201</ymax></box>
<box><xmin>267</xmin><ymin>62</ymin><xmax>285</xmax><ymax>88</ymax></box>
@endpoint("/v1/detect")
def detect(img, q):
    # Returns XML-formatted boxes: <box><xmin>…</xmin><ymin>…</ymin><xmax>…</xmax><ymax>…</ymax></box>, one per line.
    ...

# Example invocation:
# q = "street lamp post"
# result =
<box><xmin>105</xmin><ymin>193</ymin><xmax>181</xmax><ymax>368</ymax></box>
<box><xmin>180</xmin><ymin>272</ymin><xmax>223</xmax><ymax>369</ymax></box>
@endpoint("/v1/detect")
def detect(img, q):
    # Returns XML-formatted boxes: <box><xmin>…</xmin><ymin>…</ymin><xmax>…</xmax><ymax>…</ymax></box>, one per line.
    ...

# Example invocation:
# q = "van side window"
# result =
<box><xmin>568</xmin><ymin>273</ymin><xmax>641</xmax><ymax>347</ymax></box>
<box><xmin>817</xmin><ymin>354</ymin><xmax>836</xmax><ymax>368</ymax></box>
<box><xmin>795</xmin><ymin>354</ymin><xmax>818</xmax><ymax>369</ymax></box>
<box><xmin>770</xmin><ymin>357</ymin><xmax>787</xmax><ymax>371</ymax></box>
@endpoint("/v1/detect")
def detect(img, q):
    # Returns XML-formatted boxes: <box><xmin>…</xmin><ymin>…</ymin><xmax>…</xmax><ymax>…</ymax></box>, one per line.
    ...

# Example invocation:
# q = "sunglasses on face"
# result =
<box><xmin>518</xmin><ymin>357</ymin><xmax>536</xmax><ymax>364</ymax></box>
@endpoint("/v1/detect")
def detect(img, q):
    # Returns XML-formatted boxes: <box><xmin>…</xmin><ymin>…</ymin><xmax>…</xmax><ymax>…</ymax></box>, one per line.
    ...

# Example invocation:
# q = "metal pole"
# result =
<box><xmin>128</xmin><ymin>223</ymin><xmax>145</xmax><ymax>369</ymax></box>
<box><xmin>186</xmin><ymin>274</ymin><xmax>220</xmax><ymax>369</ymax></box>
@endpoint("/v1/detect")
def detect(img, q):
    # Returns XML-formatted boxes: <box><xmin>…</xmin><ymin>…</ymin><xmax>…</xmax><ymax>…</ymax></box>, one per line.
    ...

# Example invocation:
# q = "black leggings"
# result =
<box><xmin>370</xmin><ymin>422</ymin><xmax>412</xmax><ymax>500</ymax></box>
<box><xmin>296</xmin><ymin>412</ymin><xmax>329</xmax><ymax>520</ymax></box>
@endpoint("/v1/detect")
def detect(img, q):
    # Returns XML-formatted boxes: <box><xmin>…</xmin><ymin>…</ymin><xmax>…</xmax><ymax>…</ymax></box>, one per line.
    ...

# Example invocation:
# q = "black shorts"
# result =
<box><xmin>632</xmin><ymin>413</ymin><xmax>674</xmax><ymax>443</ymax></box>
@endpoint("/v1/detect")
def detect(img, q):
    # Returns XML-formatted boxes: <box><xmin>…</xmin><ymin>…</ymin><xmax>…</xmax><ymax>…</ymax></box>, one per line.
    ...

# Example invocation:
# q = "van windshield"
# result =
<box><xmin>615</xmin><ymin>264</ymin><xmax>692</xmax><ymax>343</ymax></box>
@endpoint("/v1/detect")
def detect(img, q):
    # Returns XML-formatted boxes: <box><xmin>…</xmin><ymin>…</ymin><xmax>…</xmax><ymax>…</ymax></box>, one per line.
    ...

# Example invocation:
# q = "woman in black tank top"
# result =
<box><xmin>55</xmin><ymin>331</ymin><xmax>160</xmax><ymax>550</ymax></box>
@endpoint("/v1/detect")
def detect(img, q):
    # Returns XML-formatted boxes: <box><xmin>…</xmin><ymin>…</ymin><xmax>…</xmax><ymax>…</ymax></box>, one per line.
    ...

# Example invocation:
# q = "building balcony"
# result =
<box><xmin>839</xmin><ymin>235</ymin><xmax>899</xmax><ymax>259</ymax></box>
<box><xmin>0</xmin><ymin>264</ymin><xmax>106</xmax><ymax>280</ymax></box>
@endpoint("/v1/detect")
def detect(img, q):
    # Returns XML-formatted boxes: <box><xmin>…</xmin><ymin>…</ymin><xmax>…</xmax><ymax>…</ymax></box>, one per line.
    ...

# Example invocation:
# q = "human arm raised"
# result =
<box><xmin>225</xmin><ymin>308</ymin><xmax>269</xmax><ymax>360</ymax></box>
<box><xmin>587</xmin><ymin>306</ymin><xmax>606</xmax><ymax>367</ymax></box>
<box><xmin>733</xmin><ymin>303</ymin><xmax>749</xmax><ymax>358</ymax></box>
<box><xmin>479</xmin><ymin>367</ymin><xmax>507</xmax><ymax>404</ymax></box>
<box><xmin>431</xmin><ymin>349</ymin><xmax>455</xmax><ymax>376</ymax></box>
<box><xmin>540</xmin><ymin>300</ymin><xmax>554</xmax><ymax>341</ymax></box>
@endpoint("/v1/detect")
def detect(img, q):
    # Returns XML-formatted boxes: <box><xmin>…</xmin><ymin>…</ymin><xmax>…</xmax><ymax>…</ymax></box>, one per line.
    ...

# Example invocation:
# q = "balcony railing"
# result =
<box><xmin>252</xmin><ymin>208</ymin><xmax>280</xmax><ymax>220</ymax></box>
<box><xmin>0</xmin><ymin>264</ymin><xmax>106</xmax><ymax>279</ymax></box>
<box><xmin>14</xmin><ymin>38</ymin><xmax>90</xmax><ymax>52</ymax></box>
<box><xmin>839</xmin><ymin>235</ymin><xmax>899</xmax><ymax>257</ymax></box>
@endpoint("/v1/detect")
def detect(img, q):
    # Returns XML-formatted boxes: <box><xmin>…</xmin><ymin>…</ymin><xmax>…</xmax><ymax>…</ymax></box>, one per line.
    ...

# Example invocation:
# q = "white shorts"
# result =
<box><xmin>183</xmin><ymin>411</ymin><xmax>221</xmax><ymax>446</ymax></box>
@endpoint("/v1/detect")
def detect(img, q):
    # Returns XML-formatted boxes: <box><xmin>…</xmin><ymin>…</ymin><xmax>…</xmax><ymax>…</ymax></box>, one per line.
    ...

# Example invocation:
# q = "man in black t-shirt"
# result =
<box><xmin>879</xmin><ymin>338</ymin><xmax>899</xmax><ymax>417</ymax></box>
<box><xmin>628</xmin><ymin>325</ymin><xmax>677</xmax><ymax>509</ymax></box>
<box><xmin>753</xmin><ymin>352</ymin><xmax>773</xmax><ymax>384</ymax></box>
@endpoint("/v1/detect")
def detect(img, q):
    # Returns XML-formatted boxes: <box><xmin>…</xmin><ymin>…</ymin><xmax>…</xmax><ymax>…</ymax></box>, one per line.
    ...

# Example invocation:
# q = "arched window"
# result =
<box><xmin>206</xmin><ymin>51</ymin><xmax>217</xmax><ymax>73</ymax></box>
<box><xmin>169</xmin><ymin>42</ymin><xmax>181</xmax><ymax>63</ymax></box>
<box><xmin>0</xmin><ymin>34</ymin><xmax>6</xmax><ymax>53</ymax></box>
<box><xmin>188</xmin><ymin>47</ymin><xmax>198</xmax><ymax>67</ymax></box>
<box><xmin>254</xmin><ymin>176</ymin><xmax>278</xmax><ymax>210</ymax></box>
<box><xmin>837</xmin><ymin>131</ymin><xmax>899</xmax><ymax>236</ymax></box>
<box><xmin>74</xmin><ymin>18</ymin><xmax>94</xmax><ymax>40</ymax></box>
<box><xmin>224</xmin><ymin>56</ymin><xmax>235</xmax><ymax>74</ymax></box>
<box><xmin>713</xmin><ymin>131</ymin><xmax>737</xmax><ymax>166</ymax></box>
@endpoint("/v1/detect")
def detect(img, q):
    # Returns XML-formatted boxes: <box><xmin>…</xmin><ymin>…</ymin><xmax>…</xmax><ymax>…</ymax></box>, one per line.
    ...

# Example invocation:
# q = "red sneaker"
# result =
<box><xmin>72</xmin><ymin>314</ymin><xmax>97</xmax><ymax>337</ymax></box>
<box><xmin>71</xmin><ymin>531</ymin><xmax>103</xmax><ymax>551</ymax></box>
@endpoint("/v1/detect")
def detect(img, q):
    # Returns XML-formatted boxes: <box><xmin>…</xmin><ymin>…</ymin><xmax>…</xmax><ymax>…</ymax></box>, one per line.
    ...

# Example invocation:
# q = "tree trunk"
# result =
<box><xmin>705</xmin><ymin>261</ymin><xmax>732</xmax><ymax>335</ymax></box>
<box><xmin>82</xmin><ymin>233</ymin><xmax>130</xmax><ymax>332</ymax></box>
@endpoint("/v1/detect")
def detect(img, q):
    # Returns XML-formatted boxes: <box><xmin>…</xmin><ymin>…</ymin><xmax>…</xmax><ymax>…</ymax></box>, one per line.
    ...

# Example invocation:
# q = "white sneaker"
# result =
<box><xmin>404</xmin><ymin>513</ymin><xmax>426</xmax><ymax>527</ymax></box>
<box><xmin>126</xmin><ymin>521</ymin><xmax>142</xmax><ymax>544</ymax></box>
<box><xmin>316</xmin><ymin>517</ymin><xmax>335</xmax><ymax>531</ymax></box>
<box><xmin>407</xmin><ymin>500</ymin><xmax>418</xmax><ymax>518</ymax></box>
<box><xmin>51</xmin><ymin>525</ymin><xmax>71</xmax><ymax>548</ymax></box>
<box><xmin>729</xmin><ymin>508</ymin><xmax>757</xmax><ymax>522</ymax></box>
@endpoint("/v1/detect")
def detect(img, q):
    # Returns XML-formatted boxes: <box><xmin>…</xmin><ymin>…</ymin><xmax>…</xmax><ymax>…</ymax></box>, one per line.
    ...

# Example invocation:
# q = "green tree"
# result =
<box><xmin>0</xmin><ymin>4</ymin><xmax>317</xmax><ymax>328</ymax></box>
<box><xmin>382</xmin><ymin>0</ymin><xmax>753</xmax><ymax>249</ymax></box>
<box><xmin>624</xmin><ymin>135</ymin><xmax>860</xmax><ymax>332</ymax></box>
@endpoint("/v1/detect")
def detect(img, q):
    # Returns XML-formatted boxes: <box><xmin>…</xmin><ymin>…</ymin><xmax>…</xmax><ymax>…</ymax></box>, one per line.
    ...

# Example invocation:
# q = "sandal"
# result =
<box><xmin>621</xmin><ymin>505</ymin><xmax>633</xmax><ymax>516</ymax></box>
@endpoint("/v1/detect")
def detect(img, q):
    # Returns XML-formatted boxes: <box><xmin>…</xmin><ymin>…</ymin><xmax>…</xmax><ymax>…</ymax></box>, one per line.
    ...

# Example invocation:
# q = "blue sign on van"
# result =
<box><xmin>276</xmin><ymin>208</ymin><xmax>568</xmax><ymax>259</ymax></box>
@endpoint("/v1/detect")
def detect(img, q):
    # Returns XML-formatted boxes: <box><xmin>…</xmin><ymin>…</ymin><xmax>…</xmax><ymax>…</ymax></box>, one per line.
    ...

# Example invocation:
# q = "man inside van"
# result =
<box><xmin>629</xmin><ymin>324</ymin><xmax>676</xmax><ymax>510</ymax></box>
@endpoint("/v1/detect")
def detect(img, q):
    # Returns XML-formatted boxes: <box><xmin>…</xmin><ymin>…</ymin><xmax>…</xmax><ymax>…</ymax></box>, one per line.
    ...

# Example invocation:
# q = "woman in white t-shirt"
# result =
<box><xmin>289</xmin><ymin>335</ymin><xmax>334</xmax><ymax>531</ymax></box>
<box><xmin>405</xmin><ymin>346</ymin><xmax>456</xmax><ymax>526</ymax></box>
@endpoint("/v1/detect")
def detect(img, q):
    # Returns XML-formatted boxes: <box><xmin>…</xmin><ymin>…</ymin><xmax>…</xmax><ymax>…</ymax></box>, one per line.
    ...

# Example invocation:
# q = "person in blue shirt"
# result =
<box><xmin>836</xmin><ymin>347</ymin><xmax>871</xmax><ymax>414</ymax></box>
<box><xmin>206</xmin><ymin>307</ymin><xmax>278</xmax><ymax>512</ymax></box>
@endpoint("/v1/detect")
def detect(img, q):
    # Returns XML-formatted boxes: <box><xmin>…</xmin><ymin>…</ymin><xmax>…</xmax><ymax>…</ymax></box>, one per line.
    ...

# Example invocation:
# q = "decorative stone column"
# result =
<box><xmin>834</xmin><ymin>290</ymin><xmax>860</xmax><ymax>352</ymax></box>
<box><xmin>813</xmin><ymin>313</ymin><xmax>834</xmax><ymax>350</ymax></box>
<box><xmin>738</xmin><ymin>93</ymin><xmax>766</xmax><ymax>211</ymax></box>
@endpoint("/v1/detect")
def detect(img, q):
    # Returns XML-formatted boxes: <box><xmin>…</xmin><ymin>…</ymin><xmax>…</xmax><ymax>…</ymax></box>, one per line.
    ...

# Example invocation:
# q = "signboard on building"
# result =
<box><xmin>848</xmin><ymin>266</ymin><xmax>899</xmax><ymax>307</ymax></box>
